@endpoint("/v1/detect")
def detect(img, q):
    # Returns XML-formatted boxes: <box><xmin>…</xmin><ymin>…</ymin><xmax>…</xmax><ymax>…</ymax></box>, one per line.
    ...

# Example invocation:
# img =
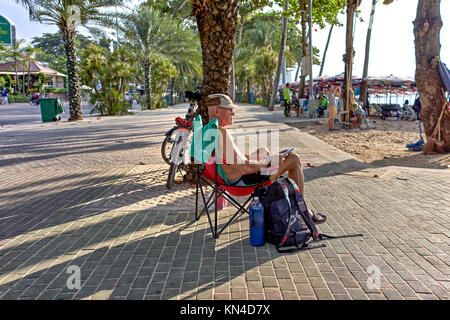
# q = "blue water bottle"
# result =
<box><xmin>249</xmin><ymin>196</ymin><xmax>265</xmax><ymax>246</ymax></box>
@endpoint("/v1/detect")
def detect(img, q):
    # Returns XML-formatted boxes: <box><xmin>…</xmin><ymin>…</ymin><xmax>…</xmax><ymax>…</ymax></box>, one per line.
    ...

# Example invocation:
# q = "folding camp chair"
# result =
<box><xmin>190</xmin><ymin>115</ymin><xmax>272</xmax><ymax>239</ymax></box>
<box><xmin>306</xmin><ymin>100</ymin><xmax>319</xmax><ymax>119</ymax></box>
<box><xmin>194</xmin><ymin>157</ymin><xmax>271</xmax><ymax>239</ymax></box>
<box><xmin>372</xmin><ymin>104</ymin><xmax>383</xmax><ymax>117</ymax></box>
<box><xmin>401</xmin><ymin>104</ymin><xmax>418</xmax><ymax>121</ymax></box>
<box><xmin>356</xmin><ymin>101</ymin><xmax>374</xmax><ymax>129</ymax></box>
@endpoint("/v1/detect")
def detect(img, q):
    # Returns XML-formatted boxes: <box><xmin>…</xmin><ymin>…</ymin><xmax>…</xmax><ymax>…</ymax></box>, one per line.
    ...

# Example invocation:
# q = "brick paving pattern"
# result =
<box><xmin>0</xmin><ymin>104</ymin><xmax>448</xmax><ymax>300</ymax></box>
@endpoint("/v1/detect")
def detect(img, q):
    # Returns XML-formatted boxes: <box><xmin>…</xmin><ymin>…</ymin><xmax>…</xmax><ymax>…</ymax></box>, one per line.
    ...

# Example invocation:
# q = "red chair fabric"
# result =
<box><xmin>201</xmin><ymin>157</ymin><xmax>271</xmax><ymax>197</ymax></box>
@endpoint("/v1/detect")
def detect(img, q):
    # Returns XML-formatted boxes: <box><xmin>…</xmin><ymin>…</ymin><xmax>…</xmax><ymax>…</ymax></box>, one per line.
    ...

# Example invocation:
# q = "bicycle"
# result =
<box><xmin>163</xmin><ymin>90</ymin><xmax>202</xmax><ymax>189</ymax></box>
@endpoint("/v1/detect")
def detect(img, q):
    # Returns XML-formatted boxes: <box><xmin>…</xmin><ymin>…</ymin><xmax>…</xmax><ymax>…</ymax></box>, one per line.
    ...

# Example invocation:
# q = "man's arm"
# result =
<box><xmin>219</xmin><ymin>128</ymin><xmax>270</xmax><ymax>177</ymax></box>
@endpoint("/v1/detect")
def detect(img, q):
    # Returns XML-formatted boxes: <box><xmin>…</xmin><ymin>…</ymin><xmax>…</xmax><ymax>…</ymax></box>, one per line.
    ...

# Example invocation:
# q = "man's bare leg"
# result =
<box><xmin>269</xmin><ymin>153</ymin><xmax>304</xmax><ymax>197</ymax></box>
<box><xmin>328</xmin><ymin>116</ymin><xmax>334</xmax><ymax>130</ymax></box>
<box><xmin>268</xmin><ymin>153</ymin><xmax>325</xmax><ymax>222</ymax></box>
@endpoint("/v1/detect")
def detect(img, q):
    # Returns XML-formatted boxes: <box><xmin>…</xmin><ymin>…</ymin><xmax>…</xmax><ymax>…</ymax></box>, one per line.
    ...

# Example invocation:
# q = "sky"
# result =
<box><xmin>1</xmin><ymin>0</ymin><xmax>449</xmax><ymax>80</ymax></box>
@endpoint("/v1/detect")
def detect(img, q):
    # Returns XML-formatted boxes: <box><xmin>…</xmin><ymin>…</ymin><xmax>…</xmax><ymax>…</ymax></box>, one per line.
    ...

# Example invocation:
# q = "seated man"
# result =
<box><xmin>205</xmin><ymin>93</ymin><xmax>326</xmax><ymax>224</ymax></box>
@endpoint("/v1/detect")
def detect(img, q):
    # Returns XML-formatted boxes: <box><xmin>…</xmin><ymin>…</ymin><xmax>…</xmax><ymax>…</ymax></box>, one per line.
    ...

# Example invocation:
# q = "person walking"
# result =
<box><xmin>282</xmin><ymin>83</ymin><xmax>292</xmax><ymax>117</ymax></box>
<box><xmin>327</xmin><ymin>85</ymin><xmax>340</xmax><ymax>130</ymax></box>
<box><xmin>1</xmin><ymin>88</ymin><xmax>8</xmax><ymax>105</ymax></box>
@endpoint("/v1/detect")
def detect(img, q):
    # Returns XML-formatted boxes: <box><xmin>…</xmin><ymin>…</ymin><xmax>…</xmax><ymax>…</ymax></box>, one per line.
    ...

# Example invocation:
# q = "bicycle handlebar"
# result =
<box><xmin>185</xmin><ymin>91</ymin><xmax>202</xmax><ymax>102</ymax></box>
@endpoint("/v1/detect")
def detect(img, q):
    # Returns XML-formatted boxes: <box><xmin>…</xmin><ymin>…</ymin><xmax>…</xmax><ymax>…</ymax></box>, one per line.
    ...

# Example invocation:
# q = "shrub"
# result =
<box><xmin>44</xmin><ymin>88</ymin><xmax>68</xmax><ymax>93</ymax></box>
<box><xmin>8</xmin><ymin>95</ymin><xmax>29</xmax><ymax>103</ymax></box>
<box><xmin>256</xmin><ymin>98</ymin><xmax>269</xmax><ymax>107</ymax></box>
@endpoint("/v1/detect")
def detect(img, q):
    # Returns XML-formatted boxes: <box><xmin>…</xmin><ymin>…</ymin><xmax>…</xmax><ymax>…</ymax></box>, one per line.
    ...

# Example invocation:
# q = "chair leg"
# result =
<box><xmin>195</xmin><ymin>171</ymin><xmax>199</xmax><ymax>221</ymax></box>
<box><xmin>214</xmin><ymin>183</ymin><xmax>218</xmax><ymax>239</ymax></box>
<box><xmin>198</xmin><ymin>177</ymin><xmax>216</xmax><ymax>239</ymax></box>
<box><xmin>199</xmin><ymin>190</ymin><xmax>215</xmax><ymax>218</ymax></box>
<box><xmin>195</xmin><ymin>176</ymin><xmax>262</xmax><ymax>239</ymax></box>
<box><xmin>216</xmin><ymin>194</ymin><xmax>253</xmax><ymax>238</ymax></box>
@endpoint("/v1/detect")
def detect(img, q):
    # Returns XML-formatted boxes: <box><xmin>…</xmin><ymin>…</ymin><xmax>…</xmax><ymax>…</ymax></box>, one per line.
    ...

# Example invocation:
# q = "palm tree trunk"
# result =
<box><xmin>144</xmin><ymin>63</ymin><xmax>152</xmax><ymax>110</ymax></box>
<box><xmin>268</xmin><ymin>0</ymin><xmax>288</xmax><ymax>111</ymax></box>
<box><xmin>319</xmin><ymin>24</ymin><xmax>334</xmax><ymax>77</ymax></box>
<box><xmin>294</xmin><ymin>59</ymin><xmax>301</xmax><ymax>81</ymax></box>
<box><xmin>62</xmin><ymin>27</ymin><xmax>82</xmax><ymax>121</ymax></box>
<box><xmin>359</xmin><ymin>0</ymin><xmax>377</xmax><ymax>108</ymax></box>
<box><xmin>413</xmin><ymin>0</ymin><xmax>448</xmax><ymax>151</ymax></box>
<box><xmin>14</xmin><ymin>60</ymin><xmax>18</xmax><ymax>94</ymax></box>
<box><xmin>192</xmin><ymin>0</ymin><xmax>239</xmax><ymax>124</ymax></box>
<box><xmin>169</xmin><ymin>77</ymin><xmax>174</xmax><ymax>106</ymax></box>
<box><xmin>22</xmin><ymin>60</ymin><xmax>26</xmax><ymax>94</ymax></box>
<box><xmin>27</xmin><ymin>62</ymin><xmax>31</xmax><ymax>92</ymax></box>
<box><xmin>230</xmin><ymin>17</ymin><xmax>245</xmax><ymax>102</ymax></box>
<box><xmin>343</xmin><ymin>0</ymin><xmax>360</xmax><ymax>122</ymax></box>
<box><xmin>298</xmin><ymin>0</ymin><xmax>307</xmax><ymax>98</ymax></box>
<box><xmin>229</xmin><ymin>59</ymin><xmax>236</xmax><ymax>101</ymax></box>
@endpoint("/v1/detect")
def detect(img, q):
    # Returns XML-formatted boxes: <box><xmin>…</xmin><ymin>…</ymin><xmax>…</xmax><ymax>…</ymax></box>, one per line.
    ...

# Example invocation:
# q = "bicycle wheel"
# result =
<box><xmin>161</xmin><ymin>131</ymin><xmax>176</xmax><ymax>165</ymax></box>
<box><xmin>167</xmin><ymin>163</ymin><xmax>178</xmax><ymax>189</ymax></box>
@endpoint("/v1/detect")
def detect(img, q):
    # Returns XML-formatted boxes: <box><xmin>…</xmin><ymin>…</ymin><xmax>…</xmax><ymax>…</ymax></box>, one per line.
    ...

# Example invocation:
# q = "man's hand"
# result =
<box><xmin>267</xmin><ymin>153</ymin><xmax>287</xmax><ymax>167</ymax></box>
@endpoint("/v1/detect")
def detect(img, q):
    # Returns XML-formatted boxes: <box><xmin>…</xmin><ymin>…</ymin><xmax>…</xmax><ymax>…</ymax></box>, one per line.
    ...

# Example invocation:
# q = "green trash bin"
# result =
<box><xmin>165</xmin><ymin>94</ymin><xmax>170</xmax><ymax>107</ymax></box>
<box><xmin>39</xmin><ymin>98</ymin><xmax>64</xmax><ymax>122</ymax></box>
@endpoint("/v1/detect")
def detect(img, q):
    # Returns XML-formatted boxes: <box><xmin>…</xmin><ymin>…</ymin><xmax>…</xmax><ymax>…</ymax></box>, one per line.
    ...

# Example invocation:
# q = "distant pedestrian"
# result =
<box><xmin>282</xmin><ymin>83</ymin><xmax>291</xmax><ymax>117</ymax></box>
<box><xmin>327</xmin><ymin>85</ymin><xmax>340</xmax><ymax>131</ymax></box>
<box><xmin>1</xmin><ymin>88</ymin><xmax>8</xmax><ymax>105</ymax></box>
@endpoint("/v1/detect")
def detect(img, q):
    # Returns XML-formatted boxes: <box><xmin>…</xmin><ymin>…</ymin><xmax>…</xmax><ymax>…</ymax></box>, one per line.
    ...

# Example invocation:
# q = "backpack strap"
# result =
<box><xmin>317</xmin><ymin>233</ymin><xmax>364</xmax><ymax>240</ymax></box>
<box><xmin>276</xmin><ymin>241</ymin><xmax>326</xmax><ymax>253</ymax></box>
<box><xmin>285</xmin><ymin>178</ymin><xmax>318</xmax><ymax>237</ymax></box>
<box><xmin>276</xmin><ymin>200</ymin><xmax>297</xmax><ymax>249</ymax></box>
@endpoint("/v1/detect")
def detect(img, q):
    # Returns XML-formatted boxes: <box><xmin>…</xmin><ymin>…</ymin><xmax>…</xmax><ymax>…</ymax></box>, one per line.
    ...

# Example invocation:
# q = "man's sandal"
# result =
<box><xmin>311</xmin><ymin>211</ymin><xmax>327</xmax><ymax>224</ymax></box>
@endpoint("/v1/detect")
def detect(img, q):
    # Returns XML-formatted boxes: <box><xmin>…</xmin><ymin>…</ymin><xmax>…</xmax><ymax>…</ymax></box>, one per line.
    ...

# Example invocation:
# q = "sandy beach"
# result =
<box><xmin>292</xmin><ymin>117</ymin><xmax>449</xmax><ymax>169</ymax></box>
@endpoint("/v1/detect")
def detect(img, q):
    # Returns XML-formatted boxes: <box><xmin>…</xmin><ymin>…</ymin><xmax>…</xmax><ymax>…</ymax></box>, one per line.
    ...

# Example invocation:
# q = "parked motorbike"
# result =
<box><xmin>163</xmin><ymin>90</ymin><xmax>202</xmax><ymax>189</ymax></box>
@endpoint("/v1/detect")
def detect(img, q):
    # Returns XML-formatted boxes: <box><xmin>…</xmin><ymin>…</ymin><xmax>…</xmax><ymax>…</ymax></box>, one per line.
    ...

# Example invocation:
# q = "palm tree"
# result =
<box><xmin>23</xmin><ymin>46</ymin><xmax>41</xmax><ymax>92</ymax></box>
<box><xmin>15</xmin><ymin>0</ymin><xmax>123</xmax><ymax>121</ymax></box>
<box><xmin>235</xmin><ymin>18</ymin><xmax>278</xmax><ymax>103</ymax></box>
<box><xmin>413</xmin><ymin>0</ymin><xmax>448</xmax><ymax>150</ymax></box>
<box><xmin>319</xmin><ymin>24</ymin><xmax>334</xmax><ymax>77</ymax></box>
<box><xmin>191</xmin><ymin>0</ymin><xmax>239</xmax><ymax>124</ymax></box>
<box><xmin>120</xmin><ymin>5</ymin><xmax>201</xmax><ymax>109</ymax></box>
<box><xmin>5</xmin><ymin>39</ymin><xmax>26</xmax><ymax>94</ymax></box>
<box><xmin>358</xmin><ymin>0</ymin><xmax>377</xmax><ymax>108</ymax></box>
<box><xmin>242</xmin><ymin>20</ymin><xmax>277</xmax><ymax>50</ymax></box>
<box><xmin>268</xmin><ymin>0</ymin><xmax>288</xmax><ymax>111</ymax></box>
<box><xmin>228</xmin><ymin>0</ymin><xmax>270</xmax><ymax>101</ymax></box>
<box><xmin>342</xmin><ymin>0</ymin><xmax>362</xmax><ymax>122</ymax></box>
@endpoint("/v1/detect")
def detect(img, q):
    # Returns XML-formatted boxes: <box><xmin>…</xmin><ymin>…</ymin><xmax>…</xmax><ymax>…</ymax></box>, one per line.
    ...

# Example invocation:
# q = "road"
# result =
<box><xmin>0</xmin><ymin>102</ymin><xmax>127</xmax><ymax>126</ymax></box>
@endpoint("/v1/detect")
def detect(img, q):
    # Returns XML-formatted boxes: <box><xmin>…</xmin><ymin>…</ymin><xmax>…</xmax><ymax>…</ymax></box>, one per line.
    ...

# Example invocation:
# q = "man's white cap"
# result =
<box><xmin>206</xmin><ymin>94</ymin><xmax>238</xmax><ymax>109</ymax></box>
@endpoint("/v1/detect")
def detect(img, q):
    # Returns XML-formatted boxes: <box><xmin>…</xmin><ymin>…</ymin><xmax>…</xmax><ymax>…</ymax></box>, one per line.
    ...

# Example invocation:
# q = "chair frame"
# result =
<box><xmin>194</xmin><ymin>163</ymin><xmax>269</xmax><ymax>239</ymax></box>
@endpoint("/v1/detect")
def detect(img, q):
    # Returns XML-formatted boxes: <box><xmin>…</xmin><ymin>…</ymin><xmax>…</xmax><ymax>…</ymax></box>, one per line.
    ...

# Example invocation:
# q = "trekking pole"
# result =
<box><xmin>418</xmin><ymin>119</ymin><xmax>424</xmax><ymax>141</ymax></box>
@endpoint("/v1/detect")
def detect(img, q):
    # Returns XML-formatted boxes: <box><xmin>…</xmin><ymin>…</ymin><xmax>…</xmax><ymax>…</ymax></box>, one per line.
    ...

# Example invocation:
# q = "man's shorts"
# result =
<box><xmin>2</xmin><ymin>97</ymin><xmax>7</xmax><ymax>103</ymax></box>
<box><xmin>229</xmin><ymin>172</ymin><xmax>270</xmax><ymax>187</ymax></box>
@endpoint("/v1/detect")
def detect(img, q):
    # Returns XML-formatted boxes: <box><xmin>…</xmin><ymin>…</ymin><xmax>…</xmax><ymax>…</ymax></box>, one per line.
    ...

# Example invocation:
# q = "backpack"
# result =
<box><xmin>260</xmin><ymin>177</ymin><xmax>321</xmax><ymax>252</ymax></box>
<box><xmin>260</xmin><ymin>177</ymin><xmax>362</xmax><ymax>253</ymax></box>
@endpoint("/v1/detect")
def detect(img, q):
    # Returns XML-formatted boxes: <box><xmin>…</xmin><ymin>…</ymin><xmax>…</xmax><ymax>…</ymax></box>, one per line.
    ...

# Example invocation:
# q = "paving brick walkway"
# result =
<box><xmin>0</xmin><ymin>104</ymin><xmax>448</xmax><ymax>300</ymax></box>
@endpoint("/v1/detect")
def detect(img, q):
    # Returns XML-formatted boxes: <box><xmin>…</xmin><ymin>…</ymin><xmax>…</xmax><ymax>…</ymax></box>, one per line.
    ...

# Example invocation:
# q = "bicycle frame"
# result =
<box><xmin>167</xmin><ymin>92</ymin><xmax>200</xmax><ymax>167</ymax></box>
<box><xmin>169</xmin><ymin>126</ymin><xmax>191</xmax><ymax>166</ymax></box>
